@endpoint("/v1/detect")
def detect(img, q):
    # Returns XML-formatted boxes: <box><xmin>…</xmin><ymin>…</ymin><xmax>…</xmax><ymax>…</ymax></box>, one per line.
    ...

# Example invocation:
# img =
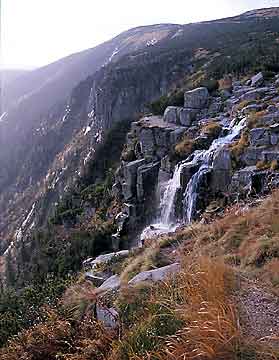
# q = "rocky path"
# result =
<box><xmin>238</xmin><ymin>281</ymin><xmax>279</xmax><ymax>347</ymax></box>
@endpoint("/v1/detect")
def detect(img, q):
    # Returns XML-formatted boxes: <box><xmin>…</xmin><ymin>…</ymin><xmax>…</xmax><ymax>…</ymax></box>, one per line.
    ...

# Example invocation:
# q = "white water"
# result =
<box><xmin>140</xmin><ymin>118</ymin><xmax>246</xmax><ymax>241</ymax></box>
<box><xmin>184</xmin><ymin>118</ymin><xmax>246</xmax><ymax>222</ymax></box>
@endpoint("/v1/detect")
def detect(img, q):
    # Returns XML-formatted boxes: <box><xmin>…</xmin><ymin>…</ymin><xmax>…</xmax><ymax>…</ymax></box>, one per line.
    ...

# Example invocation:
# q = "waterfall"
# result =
<box><xmin>183</xmin><ymin>118</ymin><xmax>247</xmax><ymax>223</ymax></box>
<box><xmin>160</xmin><ymin>164</ymin><xmax>182</xmax><ymax>225</ymax></box>
<box><xmin>140</xmin><ymin>118</ymin><xmax>246</xmax><ymax>242</ymax></box>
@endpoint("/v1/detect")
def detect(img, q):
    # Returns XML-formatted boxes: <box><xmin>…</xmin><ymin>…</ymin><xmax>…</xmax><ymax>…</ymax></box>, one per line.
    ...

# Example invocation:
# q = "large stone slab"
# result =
<box><xmin>184</xmin><ymin>87</ymin><xmax>209</xmax><ymax>109</ymax></box>
<box><xmin>99</xmin><ymin>275</ymin><xmax>121</xmax><ymax>292</ymax></box>
<box><xmin>83</xmin><ymin>250</ymin><xmax>129</xmax><ymax>269</ymax></box>
<box><xmin>137</xmin><ymin>161</ymin><xmax>160</xmax><ymax>201</ymax></box>
<box><xmin>128</xmin><ymin>263</ymin><xmax>180</xmax><ymax>285</ymax></box>
<box><xmin>122</xmin><ymin>159</ymin><xmax>145</xmax><ymax>200</ymax></box>
<box><xmin>250</xmin><ymin>128</ymin><xmax>270</xmax><ymax>147</ymax></box>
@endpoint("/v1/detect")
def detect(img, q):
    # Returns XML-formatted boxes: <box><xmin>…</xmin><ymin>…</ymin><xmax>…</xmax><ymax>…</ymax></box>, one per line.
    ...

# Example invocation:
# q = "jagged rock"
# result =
<box><xmin>261</xmin><ymin>151</ymin><xmax>279</xmax><ymax>163</ymax></box>
<box><xmin>184</xmin><ymin>87</ymin><xmax>209</xmax><ymax>109</ymax></box>
<box><xmin>230</xmin><ymin>166</ymin><xmax>267</xmax><ymax>196</ymax></box>
<box><xmin>164</xmin><ymin>106</ymin><xmax>197</xmax><ymax>127</ymax></box>
<box><xmin>251</xmin><ymin>72</ymin><xmax>264</xmax><ymax>87</ymax></box>
<box><xmin>138</xmin><ymin>128</ymin><xmax>155</xmax><ymax>157</ymax></box>
<box><xmin>169</xmin><ymin>128</ymin><xmax>185</xmax><ymax>145</ymax></box>
<box><xmin>241</xmin><ymin>88</ymin><xmax>269</xmax><ymax>101</ymax></box>
<box><xmin>122</xmin><ymin>159</ymin><xmax>145</xmax><ymax>200</ymax></box>
<box><xmin>128</xmin><ymin>263</ymin><xmax>180</xmax><ymax>285</ymax></box>
<box><xmin>250</xmin><ymin>128</ymin><xmax>270</xmax><ymax>147</ymax></box>
<box><xmin>241</xmin><ymin>147</ymin><xmax>267</xmax><ymax>166</ymax></box>
<box><xmin>267</xmin><ymin>105</ymin><xmax>278</xmax><ymax>113</ymax></box>
<box><xmin>137</xmin><ymin>161</ymin><xmax>160</xmax><ymax>201</ymax></box>
<box><xmin>99</xmin><ymin>275</ymin><xmax>121</xmax><ymax>291</ymax></box>
<box><xmin>84</xmin><ymin>250</ymin><xmax>129</xmax><ymax>269</ymax></box>
<box><xmin>211</xmin><ymin>148</ymin><xmax>232</xmax><ymax>192</ymax></box>
<box><xmin>96</xmin><ymin>305</ymin><xmax>119</xmax><ymax>329</ymax></box>
<box><xmin>233</xmin><ymin>86</ymin><xmax>254</xmax><ymax>98</ymax></box>
<box><xmin>241</xmin><ymin>104</ymin><xmax>262</xmax><ymax>115</ymax></box>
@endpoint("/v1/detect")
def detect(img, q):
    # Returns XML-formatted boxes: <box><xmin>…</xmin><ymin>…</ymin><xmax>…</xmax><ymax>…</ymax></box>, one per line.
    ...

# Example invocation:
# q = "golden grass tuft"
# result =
<box><xmin>174</xmin><ymin>137</ymin><xmax>195</xmax><ymax>159</ymax></box>
<box><xmin>247</xmin><ymin>110</ymin><xmax>268</xmax><ymax>129</ymax></box>
<box><xmin>201</xmin><ymin>121</ymin><xmax>222</xmax><ymax>138</ymax></box>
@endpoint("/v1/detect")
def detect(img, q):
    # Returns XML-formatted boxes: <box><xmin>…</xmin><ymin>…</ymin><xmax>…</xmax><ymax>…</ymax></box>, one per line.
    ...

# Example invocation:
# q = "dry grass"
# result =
<box><xmin>247</xmin><ymin>110</ymin><xmax>268</xmax><ymax>129</ymax></box>
<box><xmin>201</xmin><ymin>121</ymin><xmax>222</xmax><ymax>138</ymax></box>
<box><xmin>229</xmin><ymin>130</ymin><xmax>250</xmax><ymax>167</ymax></box>
<box><xmin>175</xmin><ymin>137</ymin><xmax>195</xmax><ymax>158</ymax></box>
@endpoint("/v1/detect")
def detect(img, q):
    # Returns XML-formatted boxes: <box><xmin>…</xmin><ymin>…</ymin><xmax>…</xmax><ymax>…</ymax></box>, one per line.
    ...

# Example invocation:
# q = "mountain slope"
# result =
<box><xmin>1</xmin><ymin>7</ymin><xmax>279</xmax><ymax>257</ymax></box>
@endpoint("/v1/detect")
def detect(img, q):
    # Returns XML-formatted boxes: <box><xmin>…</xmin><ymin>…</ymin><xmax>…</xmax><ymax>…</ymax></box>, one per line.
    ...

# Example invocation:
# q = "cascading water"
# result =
<box><xmin>184</xmin><ymin>117</ymin><xmax>247</xmax><ymax>223</ymax></box>
<box><xmin>140</xmin><ymin>118</ymin><xmax>246</xmax><ymax>242</ymax></box>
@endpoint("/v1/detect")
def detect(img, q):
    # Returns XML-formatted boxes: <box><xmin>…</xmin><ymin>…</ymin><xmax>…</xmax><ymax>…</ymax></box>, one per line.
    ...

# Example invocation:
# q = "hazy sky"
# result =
<box><xmin>1</xmin><ymin>0</ymin><xmax>279</xmax><ymax>69</ymax></box>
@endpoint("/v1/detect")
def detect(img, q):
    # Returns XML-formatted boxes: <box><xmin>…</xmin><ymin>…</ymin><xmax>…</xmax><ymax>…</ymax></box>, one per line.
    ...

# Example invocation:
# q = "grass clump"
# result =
<box><xmin>201</xmin><ymin>121</ymin><xmax>222</xmax><ymax>139</ymax></box>
<box><xmin>230</xmin><ymin>130</ymin><xmax>250</xmax><ymax>168</ymax></box>
<box><xmin>174</xmin><ymin>136</ymin><xmax>195</xmax><ymax>159</ymax></box>
<box><xmin>247</xmin><ymin>110</ymin><xmax>268</xmax><ymax>129</ymax></box>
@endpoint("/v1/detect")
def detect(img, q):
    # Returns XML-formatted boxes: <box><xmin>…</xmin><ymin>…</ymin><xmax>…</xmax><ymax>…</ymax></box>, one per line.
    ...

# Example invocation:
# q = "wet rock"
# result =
<box><xmin>251</xmin><ymin>72</ymin><xmax>264</xmax><ymax>87</ymax></box>
<box><xmin>211</xmin><ymin>148</ymin><xmax>232</xmax><ymax>192</ymax></box>
<box><xmin>180</xmin><ymin>162</ymin><xmax>200</xmax><ymax>190</ymax></box>
<box><xmin>184</xmin><ymin>87</ymin><xmax>209</xmax><ymax>109</ymax></box>
<box><xmin>250</xmin><ymin>128</ymin><xmax>270</xmax><ymax>147</ymax></box>
<box><xmin>128</xmin><ymin>263</ymin><xmax>180</xmax><ymax>285</ymax></box>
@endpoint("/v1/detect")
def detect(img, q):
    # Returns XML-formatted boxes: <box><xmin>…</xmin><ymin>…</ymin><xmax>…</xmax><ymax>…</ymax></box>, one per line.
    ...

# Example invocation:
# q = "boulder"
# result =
<box><xmin>163</xmin><ymin>106</ymin><xmax>181</xmax><ymax>124</ymax></box>
<box><xmin>84</xmin><ymin>250</ymin><xmax>129</xmax><ymax>269</ymax></box>
<box><xmin>122</xmin><ymin>159</ymin><xmax>145</xmax><ymax>200</ymax></box>
<box><xmin>241</xmin><ymin>104</ymin><xmax>262</xmax><ymax>115</ymax></box>
<box><xmin>251</xmin><ymin>72</ymin><xmax>264</xmax><ymax>87</ymax></box>
<box><xmin>99</xmin><ymin>275</ymin><xmax>121</xmax><ymax>292</ymax></box>
<box><xmin>230</xmin><ymin>166</ymin><xmax>267</xmax><ymax>196</ymax></box>
<box><xmin>241</xmin><ymin>88</ymin><xmax>269</xmax><ymax>101</ymax></box>
<box><xmin>96</xmin><ymin>305</ymin><xmax>119</xmax><ymax>329</ymax></box>
<box><xmin>128</xmin><ymin>263</ymin><xmax>180</xmax><ymax>285</ymax></box>
<box><xmin>250</xmin><ymin>128</ymin><xmax>270</xmax><ymax>147</ymax></box>
<box><xmin>84</xmin><ymin>272</ymin><xmax>107</xmax><ymax>286</ymax></box>
<box><xmin>184</xmin><ymin>87</ymin><xmax>209</xmax><ymax>109</ymax></box>
<box><xmin>169</xmin><ymin>128</ymin><xmax>185</xmax><ymax>145</ymax></box>
<box><xmin>179</xmin><ymin>108</ymin><xmax>197</xmax><ymax>126</ymax></box>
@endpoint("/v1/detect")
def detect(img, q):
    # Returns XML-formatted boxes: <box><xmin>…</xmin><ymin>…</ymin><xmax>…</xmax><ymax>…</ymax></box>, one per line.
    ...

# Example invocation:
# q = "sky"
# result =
<box><xmin>1</xmin><ymin>0</ymin><xmax>279</xmax><ymax>69</ymax></box>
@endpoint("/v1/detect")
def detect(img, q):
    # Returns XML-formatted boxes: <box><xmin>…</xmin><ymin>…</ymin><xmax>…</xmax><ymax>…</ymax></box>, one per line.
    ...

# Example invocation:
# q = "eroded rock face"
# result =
<box><xmin>184</xmin><ymin>87</ymin><xmax>209</xmax><ymax>109</ymax></box>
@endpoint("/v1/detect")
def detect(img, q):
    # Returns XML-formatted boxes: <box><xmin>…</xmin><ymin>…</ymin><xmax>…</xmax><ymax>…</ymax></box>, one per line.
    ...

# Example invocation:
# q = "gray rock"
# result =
<box><xmin>84</xmin><ymin>273</ymin><xmax>106</xmax><ymax>286</ymax></box>
<box><xmin>169</xmin><ymin>128</ymin><xmax>185</xmax><ymax>145</ymax></box>
<box><xmin>84</xmin><ymin>250</ymin><xmax>129</xmax><ymax>269</ymax></box>
<box><xmin>128</xmin><ymin>263</ymin><xmax>180</xmax><ymax>285</ymax></box>
<box><xmin>180</xmin><ymin>163</ymin><xmax>200</xmax><ymax>190</ymax></box>
<box><xmin>137</xmin><ymin>161</ymin><xmax>160</xmax><ymax>201</ymax></box>
<box><xmin>267</xmin><ymin>104</ymin><xmax>278</xmax><ymax>113</ymax></box>
<box><xmin>211</xmin><ymin>148</ymin><xmax>232</xmax><ymax>192</ymax></box>
<box><xmin>139</xmin><ymin>128</ymin><xmax>155</xmax><ymax>157</ymax></box>
<box><xmin>96</xmin><ymin>305</ymin><xmax>119</xmax><ymax>329</ymax></box>
<box><xmin>251</xmin><ymin>72</ymin><xmax>264</xmax><ymax>87</ymax></box>
<box><xmin>230</xmin><ymin>166</ymin><xmax>258</xmax><ymax>196</ymax></box>
<box><xmin>250</xmin><ymin>128</ymin><xmax>270</xmax><ymax>147</ymax></box>
<box><xmin>122</xmin><ymin>159</ymin><xmax>145</xmax><ymax>200</ymax></box>
<box><xmin>241</xmin><ymin>147</ymin><xmax>267</xmax><ymax>166</ymax></box>
<box><xmin>179</xmin><ymin>108</ymin><xmax>197</xmax><ymax>126</ymax></box>
<box><xmin>241</xmin><ymin>88</ymin><xmax>269</xmax><ymax>101</ymax></box>
<box><xmin>261</xmin><ymin>151</ymin><xmax>279</xmax><ymax>163</ymax></box>
<box><xmin>99</xmin><ymin>275</ymin><xmax>121</xmax><ymax>292</ymax></box>
<box><xmin>163</xmin><ymin>106</ymin><xmax>181</xmax><ymax>124</ymax></box>
<box><xmin>241</xmin><ymin>104</ymin><xmax>262</xmax><ymax>115</ymax></box>
<box><xmin>184</xmin><ymin>87</ymin><xmax>209</xmax><ymax>109</ymax></box>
